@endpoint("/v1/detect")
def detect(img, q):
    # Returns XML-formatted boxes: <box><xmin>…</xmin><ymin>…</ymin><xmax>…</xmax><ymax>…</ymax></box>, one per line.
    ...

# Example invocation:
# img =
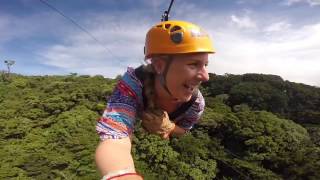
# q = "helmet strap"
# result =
<box><xmin>159</xmin><ymin>56</ymin><xmax>174</xmax><ymax>97</ymax></box>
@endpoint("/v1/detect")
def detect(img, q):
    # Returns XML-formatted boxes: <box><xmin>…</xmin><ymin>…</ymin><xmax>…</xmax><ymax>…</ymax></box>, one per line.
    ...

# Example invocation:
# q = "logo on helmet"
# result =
<box><xmin>191</xmin><ymin>29</ymin><xmax>209</xmax><ymax>38</ymax></box>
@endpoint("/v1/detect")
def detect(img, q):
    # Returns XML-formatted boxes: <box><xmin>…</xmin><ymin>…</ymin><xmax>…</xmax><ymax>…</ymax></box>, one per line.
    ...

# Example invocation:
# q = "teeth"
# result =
<box><xmin>184</xmin><ymin>84</ymin><xmax>195</xmax><ymax>91</ymax></box>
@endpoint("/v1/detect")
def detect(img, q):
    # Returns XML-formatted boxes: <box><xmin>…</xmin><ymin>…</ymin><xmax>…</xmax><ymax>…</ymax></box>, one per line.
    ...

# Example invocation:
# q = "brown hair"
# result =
<box><xmin>141</xmin><ymin>56</ymin><xmax>172</xmax><ymax>116</ymax></box>
<box><xmin>142</xmin><ymin>64</ymin><xmax>157</xmax><ymax>111</ymax></box>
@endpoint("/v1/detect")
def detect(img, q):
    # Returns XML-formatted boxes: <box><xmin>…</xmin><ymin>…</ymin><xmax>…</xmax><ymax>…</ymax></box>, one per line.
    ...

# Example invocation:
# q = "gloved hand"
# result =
<box><xmin>141</xmin><ymin>109</ymin><xmax>175</xmax><ymax>139</ymax></box>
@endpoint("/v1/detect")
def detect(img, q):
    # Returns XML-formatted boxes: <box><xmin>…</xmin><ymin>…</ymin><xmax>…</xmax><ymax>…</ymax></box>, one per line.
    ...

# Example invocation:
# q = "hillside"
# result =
<box><xmin>0</xmin><ymin>73</ymin><xmax>319</xmax><ymax>179</ymax></box>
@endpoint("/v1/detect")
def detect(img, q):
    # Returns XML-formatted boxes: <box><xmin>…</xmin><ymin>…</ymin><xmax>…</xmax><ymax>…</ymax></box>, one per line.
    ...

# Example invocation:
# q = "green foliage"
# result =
<box><xmin>229</xmin><ymin>82</ymin><xmax>288</xmax><ymax>113</ymax></box>
<box><xmin>202</xmin><ymin>103</ymin><xmax>319</xmax><ymax>179</ymax></box>
<box><xmin>132</xmin><ymin>125</ymin><xmax>218</xmax><ymax>180</ymax></box>
<box><xmin>1</xmin><ymin>74</ymin><xmax>319</xmax><ymax>179</ymax></box>
<box><xmin>305</xmin><ymin>124</ymin><xmax>320</xmax><ymax>146</ymax></box>
<box><xmin>202</xmin><ymin>73</ymin><xmax>320</xmax><ymax>124</ymax></box>
<box><xmin>0</xmin><ymin>74</ymin><xmax>112</xmax><ymax>179</ymax></box>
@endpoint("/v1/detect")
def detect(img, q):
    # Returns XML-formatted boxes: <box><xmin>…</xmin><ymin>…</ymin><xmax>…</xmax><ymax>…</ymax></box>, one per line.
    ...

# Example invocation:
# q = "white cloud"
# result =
<box><xmin>38</xmin><ymin>11</ymin><xmax>150</xmax><ymax>77</ymax></box>
<box><xmin>0</xmin><ymin>12</ymin><xmax>74</xmax><ymax>45</ymax></box>
<box><xmin>230</xmin><ymin>15</ymin><xmax>257</xmax><ymax>29</ymax></box>
<box><xmin>172</xmin><ymin>5</ymin><xmax>320</xmax><ymax>86</ymax></box>
<box><xmin>208</xmin><ymin>22</ymin><xmax>320</xmax><ymax>86</ymax></box>
<box><xmin>264</xmin><ymin>22</ymin><xmax>292</xmax><ymax>33</ymax></box>
<box><xmin>284</xmin><ymin>0</ymin><xmax>320</xmax><ymax>6</ymax></box>
<box><xmin>0</xmin><ymin>15</ymin><xmax>35</xmax><ymax>43</ymax></box>
<box><xmin>1</xmin><ymin>1</ymin><xmax>320</xmax><ymax>87</ymax></box>
<box><xmin>34</xmin><ymin>4</ymin><xmax>320</xmax><ymax>86</ymax></box>
<box><xmin>144</xmin><ymin>0</ymin><xmax>167</xmax><ymax>15</ymax></box>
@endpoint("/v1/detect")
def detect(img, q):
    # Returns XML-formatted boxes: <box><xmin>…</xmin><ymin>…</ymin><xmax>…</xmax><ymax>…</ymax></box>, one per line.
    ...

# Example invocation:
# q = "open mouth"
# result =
<box><xmin>183</xmin><ymin>83</ymin><xmax>197</xmax><ymax>93</ymax></box>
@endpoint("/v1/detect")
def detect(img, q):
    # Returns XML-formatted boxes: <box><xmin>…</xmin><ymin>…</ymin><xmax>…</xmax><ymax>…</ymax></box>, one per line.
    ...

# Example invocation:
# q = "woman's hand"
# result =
<box><xmin>141</xmin><ymin>110</ymin><xmax>175</xmax><ymax>138</ymax></box>
<box><xmin>141</xmin><ymin>109</ymin><xmax>189</xmax><ymax>139</ymax></box>
<box><xmin>160</xmin><ymin>123</ymin><xmax>175</xmax><ymax>139</ymax></box>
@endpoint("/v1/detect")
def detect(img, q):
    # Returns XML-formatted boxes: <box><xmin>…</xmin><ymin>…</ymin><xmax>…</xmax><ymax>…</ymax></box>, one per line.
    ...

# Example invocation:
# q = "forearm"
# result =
<box><xmin>95</xmin><ymin>137</ymin><xmax>144</xmax><ymax>180</ymax></box>
<box><xmin>170</xmin><ymin>124</ymin><xmax>187</xmax><ymax>137</ymax></box>
<box><xmin>95</xmin><ymin>137</ymin><xmax>135</xmax><ymax>175</ymax></box>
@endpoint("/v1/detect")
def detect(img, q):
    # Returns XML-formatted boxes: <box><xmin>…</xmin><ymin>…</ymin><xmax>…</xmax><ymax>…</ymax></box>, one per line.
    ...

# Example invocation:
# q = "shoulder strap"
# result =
<box><xmin>134</xmin><ymin>65</ymin><xmax>145</xmax><ymax>82</ymax></box>
<box><xmin>134</xmin><ymin>65</ymin><xmax>148</xmax><ymax>108</ymax></box>
<box><xmin>168</xmin><ymin>92</ymin><xmax>197</xmax><ymax>119</ymax></box>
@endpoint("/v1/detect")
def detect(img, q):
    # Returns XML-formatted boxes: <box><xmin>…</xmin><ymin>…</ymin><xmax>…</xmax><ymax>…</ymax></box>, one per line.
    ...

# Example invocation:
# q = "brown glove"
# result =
<box><xmin>141</xmin><ymin>109</ymin><xmax>175</xmax><ymax>138</ymax></box>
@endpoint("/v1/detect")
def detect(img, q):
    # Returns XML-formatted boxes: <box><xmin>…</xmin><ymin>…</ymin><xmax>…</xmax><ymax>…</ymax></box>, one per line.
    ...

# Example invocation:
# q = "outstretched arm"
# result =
<box><xmin>95</xmin><ymin>137</ymin><xmax>133</xmax><ymax>174</ymax></box>
<box><xmin>95</xmin><ymin>137</ymin><xmax>143</xmax><ymax>180</ymax></box>
<box><xmin>95</xmin><ymin>69</ymin><xmax>144</xmax><ymax>179</ymax></box>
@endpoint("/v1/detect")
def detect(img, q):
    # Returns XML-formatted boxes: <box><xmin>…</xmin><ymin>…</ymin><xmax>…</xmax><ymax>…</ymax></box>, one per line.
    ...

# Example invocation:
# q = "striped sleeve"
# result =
<box><xmin>96</xmin><ymin>67</ymin><xmax>143</xmax><ymax>140</ymax></box>
<box><xmin>174</xmin><ymin>90</ymin><xmax>205</xmax><ymax>130</ymax></box>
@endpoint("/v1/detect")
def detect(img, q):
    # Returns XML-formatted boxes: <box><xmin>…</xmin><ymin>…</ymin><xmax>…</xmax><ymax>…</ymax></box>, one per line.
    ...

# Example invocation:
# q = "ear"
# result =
<box><xmin>152</xmin><ymin>58</ymin><xmax>166</xmax><ymax>74</ymax></box>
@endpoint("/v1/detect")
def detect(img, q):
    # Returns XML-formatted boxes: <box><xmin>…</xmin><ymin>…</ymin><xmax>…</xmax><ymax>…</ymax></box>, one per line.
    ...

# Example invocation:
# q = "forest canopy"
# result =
<box><xmin>0</xmin><ymin>73</ymin><xmax>319</xmax><ymax>179</ymax></box>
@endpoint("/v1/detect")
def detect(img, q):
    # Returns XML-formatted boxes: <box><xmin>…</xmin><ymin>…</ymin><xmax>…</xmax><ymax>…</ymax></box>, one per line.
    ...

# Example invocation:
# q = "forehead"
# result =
<box><xmin>173</xmin><ymin>53</ymin><xmax>209</xmax><ymax>62</ymax></box>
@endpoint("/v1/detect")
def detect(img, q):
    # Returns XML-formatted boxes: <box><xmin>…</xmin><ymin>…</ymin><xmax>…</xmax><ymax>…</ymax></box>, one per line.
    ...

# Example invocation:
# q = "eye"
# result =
<box><xmin>188</xmin><ymin>63</ymin><xmax>198</xmax><ymax>68</ymax></box>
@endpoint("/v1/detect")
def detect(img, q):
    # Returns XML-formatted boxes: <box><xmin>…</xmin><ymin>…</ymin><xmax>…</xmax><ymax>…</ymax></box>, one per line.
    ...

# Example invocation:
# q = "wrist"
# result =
<box><xmin>168</xmin><ymin>122</ymin><xmax>176</xmax><ymax>136</ymax></box>
<box><xmin>105</xmin><ymin>172</ymin><xmax>143</xmax><ymax>180</ymax></box>
<box><xmin>170</xmin><ymin>124</ymin><xmax>187</xmax><ymax>137</ymax></box>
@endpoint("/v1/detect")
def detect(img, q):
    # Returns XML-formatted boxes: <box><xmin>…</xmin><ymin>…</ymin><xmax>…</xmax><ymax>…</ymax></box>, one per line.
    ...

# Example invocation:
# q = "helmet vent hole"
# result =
<box><xmin>156</xmin><ymin>25</ymin><xmax>162</xmax><ymax>28</ymax></box>
<box><xmin>165</xmin><ymin>24</ymin><xmax>171</xmax><ymax>29</ymax></box>
<box><xmin>170</xmin><ymin>26</ymin><xmax>182</xmax><ymax>32</ymax></box>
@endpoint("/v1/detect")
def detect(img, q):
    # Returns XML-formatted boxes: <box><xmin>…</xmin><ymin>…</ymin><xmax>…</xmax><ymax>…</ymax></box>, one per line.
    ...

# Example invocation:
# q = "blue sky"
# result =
<box><xmin>1</xmin><ymin>0</ymin><xmax>320</xmax><ymax>86</ymax></box>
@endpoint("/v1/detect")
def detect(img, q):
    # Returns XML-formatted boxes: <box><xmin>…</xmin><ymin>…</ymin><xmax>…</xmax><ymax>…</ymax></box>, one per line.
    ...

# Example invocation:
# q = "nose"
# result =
<box><xmin>197</xmin><ymin>66</ymin><xmax>209</xmax><ymax>82</ymax></box>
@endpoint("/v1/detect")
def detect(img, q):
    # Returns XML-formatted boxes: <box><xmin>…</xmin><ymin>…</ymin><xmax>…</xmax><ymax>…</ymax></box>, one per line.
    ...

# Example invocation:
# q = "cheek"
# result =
<box><xmin>176</xmin><ymin>63</ymin><xmax>190</xmax><ymax>73</ymax></box>
<box><xmin>165</xmin><ymin>71</ymin><xmax>182</xmax><ymax>90</ymax></box>
<box><xmin>178</xmin><ymin>65</ymin><xmax>197</xmax><ymax>79</ymax></box>
<box><xmin>167</xmin><ymin>67</ymin><xmax>191</xmax><ymax>88</ymax></box>
<box><xmin>169</xmin><ymin>65</ymin><xmax>195</xmax><ymax>83</ymax></box>
<box><xmin>167</xmin><ymin>74</ymin><xmax>181</xmax><ymax>87</ymax></box>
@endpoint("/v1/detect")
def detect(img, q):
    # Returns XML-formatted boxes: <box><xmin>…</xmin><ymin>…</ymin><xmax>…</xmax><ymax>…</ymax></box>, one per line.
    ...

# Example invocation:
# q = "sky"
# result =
<box><xmin>0</xmin><ymin>0</ymin><xmax>320</xmax><ymax>87</ymax></box>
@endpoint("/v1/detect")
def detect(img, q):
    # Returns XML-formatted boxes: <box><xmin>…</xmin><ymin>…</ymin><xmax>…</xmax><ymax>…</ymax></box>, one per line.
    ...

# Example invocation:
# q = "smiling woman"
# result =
<box><xmin>95</xmin><ymin>20</ymin><xmax>215</xmax><ymax>180</ymax></box>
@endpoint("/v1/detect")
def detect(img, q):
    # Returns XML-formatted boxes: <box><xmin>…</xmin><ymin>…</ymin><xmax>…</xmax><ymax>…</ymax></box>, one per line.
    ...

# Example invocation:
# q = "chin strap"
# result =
<box><xmin>158</xmin><ymin>56</ymin><xmax>175</xmax><ymax>98</ymax></box>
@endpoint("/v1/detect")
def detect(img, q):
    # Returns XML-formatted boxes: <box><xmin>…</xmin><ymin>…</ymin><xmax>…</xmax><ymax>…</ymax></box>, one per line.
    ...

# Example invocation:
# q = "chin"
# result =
<box><xmin>179</xmin><ymin>94</ymin><xmax>192</xmax><ymax>102</ymax></box>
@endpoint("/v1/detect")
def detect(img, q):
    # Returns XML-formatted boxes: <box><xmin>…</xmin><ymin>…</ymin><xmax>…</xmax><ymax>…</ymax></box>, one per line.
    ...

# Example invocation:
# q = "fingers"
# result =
<box><xmin>161</xmin><ymin>133</ymin><xmax>169</xmax><ymax>139</ymax></box>
<box><xmin>141</xmin><ymin>110</ymin><xmax>175</xmax><ymax>138</ymax></box>
<box><xmin>141</xmin><ymin>112</ymin><xmax>154</xmax><ymax>121</ymax></box>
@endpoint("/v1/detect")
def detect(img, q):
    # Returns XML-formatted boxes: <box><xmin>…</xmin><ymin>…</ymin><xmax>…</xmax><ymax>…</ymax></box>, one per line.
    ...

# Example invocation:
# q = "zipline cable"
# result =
<box><xmin>161</xmin><ymin>0</ymin><xmax>175</xmax><ymax>21</ymax></box>
<box><xmin>39</xmin><ymin>0</ymin><xmax>121</xmax><ymax>61</ymax></box>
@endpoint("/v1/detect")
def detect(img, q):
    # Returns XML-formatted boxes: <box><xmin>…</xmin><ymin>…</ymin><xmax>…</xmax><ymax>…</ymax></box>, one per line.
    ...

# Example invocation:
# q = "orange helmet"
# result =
<box><xmin>144</xmin><ymin>20</ymin><xmax>215</xmax><ymax>59</ymax></box>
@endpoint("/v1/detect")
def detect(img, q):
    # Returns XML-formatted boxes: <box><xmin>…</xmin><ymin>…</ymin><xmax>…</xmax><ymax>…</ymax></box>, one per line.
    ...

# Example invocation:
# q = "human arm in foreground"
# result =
<box><xmin>95</xmin><ymin>137</ymin><xmax>143</xmax><ymax>180</ymax></box>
